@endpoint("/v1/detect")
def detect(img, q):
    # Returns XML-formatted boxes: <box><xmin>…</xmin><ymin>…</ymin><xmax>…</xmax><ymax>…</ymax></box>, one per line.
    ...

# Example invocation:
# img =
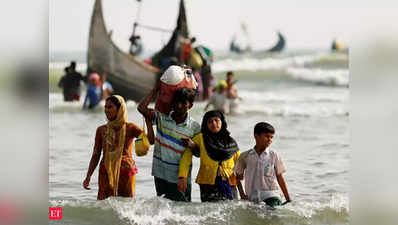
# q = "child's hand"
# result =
<box><xmin>177</xmin><ymin>177</ymin><xmax>187</xmax><ymax>193</ymax></box>
<box><xmin>181</xmin><ymin>138</ymin><xmax>195</xmax><ymax>149</ymax></box>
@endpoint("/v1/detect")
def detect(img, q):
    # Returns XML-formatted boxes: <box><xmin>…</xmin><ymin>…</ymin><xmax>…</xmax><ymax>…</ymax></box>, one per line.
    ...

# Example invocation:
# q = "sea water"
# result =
<box><xmin>49</xmin><ymin>50</ymin><xmax>349</xmax><ymax>225</ymax></box>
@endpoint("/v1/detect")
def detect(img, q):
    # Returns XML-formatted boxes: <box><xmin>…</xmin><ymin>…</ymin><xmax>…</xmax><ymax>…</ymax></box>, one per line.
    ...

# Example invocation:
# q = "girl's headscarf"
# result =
<box><xmin>104</xmin><ymin>95</ymin><xmax>127</xmax><ymax>196</ymax></box>
<box><xmin>201</xmin><ymin>110</ymin><xmax>239</xmax><ymax>162</ymax></box>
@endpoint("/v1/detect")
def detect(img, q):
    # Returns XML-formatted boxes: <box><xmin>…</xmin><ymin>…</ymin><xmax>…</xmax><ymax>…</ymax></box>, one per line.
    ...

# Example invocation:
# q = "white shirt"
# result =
<box><xmin>234</xmin><ymin>147</ymin><xmax>286</xmax><ymax>202</ymax></box>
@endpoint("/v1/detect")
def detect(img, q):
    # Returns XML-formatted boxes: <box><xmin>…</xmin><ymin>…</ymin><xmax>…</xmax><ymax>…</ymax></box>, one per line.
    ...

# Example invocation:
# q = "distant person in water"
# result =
<box><xmin>225</xmin><ymin>71</ymin><xmax>241</xmax><ymax>113</ymax></box>
<box><xmin>200</xmin><ymin>60</ymin><xmax>214</xmax><ymax>100</ymax></box>
<box><xmin>102</xmin><ymin>81</ymin><xmax>114</xmax><ymax>100</ymax></box>
<box><xmin>83</xmin><ymin>73</ymin><xmax>102</xmax><ymax>110</ymax></box>
<box><xmin>178</xmin><ymin>110</ymin><xmax>242</xmax><ymax>202</ymax></box>
<box><xmin>234</xmin><ymin>122</ymin><xmax>291</xmax><ymax>207</ymax></box>
<box><xmin>83</xmin><ymin>95</ymin><xmax>145</xmax><ymax>200</ymax></box>
<box><xmin>204</xmin><ymin>80</ymin><xmax>229</xmax><ymax>114</ymax></box>
<box><xmin>58</xmin><ymin>61</ymin><xmax>85</xmax><ymax>101</ymax></box>
<box><xmin>101</xmin><ymin>72</ymin><xmax>114</xmax><ymax>100</ymax></box>
<box><xmin>226</xmin><ymin>71</ymin><xmax>238</xmax><ymax>100</ymax></box>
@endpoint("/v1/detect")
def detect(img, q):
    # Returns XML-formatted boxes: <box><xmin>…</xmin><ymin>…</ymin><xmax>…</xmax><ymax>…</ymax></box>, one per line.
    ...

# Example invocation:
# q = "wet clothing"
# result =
<box><xmin>234</xmin><ymin>148</ymin><xmax>286</xmax><ymax>202</ymax></box>
<box><xmin>179</xmin><ymin>133</ymin><xmax>240</xmax><ymax>202</ymax></box>
<box><xmin>264</xmin><ymin>196</ymin><xmax>282</xmax><ymax>207</ymax></box>
<box><xmin>98</xmin><ymin>159</ymin><xmax>137</xmax><ymax>199</ymax></box>
<box><xmin>152</xmin><ymin>110</ymin><xmax>200</xmax><ymax>201</ymax></box>
<box><xmin>65</xmin><ymin>93</ymin><xmax>80</xmax><ymax>101</ymax></box>
<box><xmin>231</xmin><ymin>185</ymin><xmax>238</xmax><ymax>199</ymax></box>
<box><xmin>229</xmin><ymin>98</ymin><xmax>240</xmax><ymax>114</ymax></box>
<box><xmin>179</xmin><ymin>110</ymin><xmax>240</xmax><ymax>202</ymax></box>
<box><xmin>179</xmin><ymin>133</ymin><xmax>240</xmax><ymax>186</ymax></box>
<box><xmin>155</xmin><ymin>177</ymin><xmax>191</xmax><ymax>202</ymax></box>
<box><xmin>199</xmin><ymin>175</ymin><xmax>232</xmax><ymax>202</ymax></box>
<box><xmin>58</xmin><ymin>71</ymin><xmax>85</xmax><ymax>101</ymax></box>
<box><xmin>83</xmin><ymin>85</ymin><xmax>102</xmax><ymax>109</ymax></box>
<box><xmin>95</xmin><ymin>122</ymin><xmax>142</xmax><ymax>200</ymax></box>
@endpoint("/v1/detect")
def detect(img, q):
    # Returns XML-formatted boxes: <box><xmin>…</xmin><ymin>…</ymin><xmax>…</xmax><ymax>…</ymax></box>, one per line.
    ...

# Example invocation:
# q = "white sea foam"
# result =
<box><xmin>49</xmin><ymin>54</ymin><xmax>348</xmax><ymax>89</ymax></box>
<box><xmin>294</xmin><ymin>194</ymin><xmax>349</xmax><ymax>218</ymax></box>
<box><xmin>286</xmin><ymin>67</ymin><xmax>349</xmax><ymax>87</ymax></box>
<box><xmin>238</xmin><ymin>90</ymin><xmax>346</xmax><ymax>103</ymax></box>
<box><xmin>49</xmin><ymin>195</ymin><xmax>349</xmax><ymax>225</ymax></box>
<box><xmin>240</xmin><ymin>104</ymin><xmax>348</xmax><ymax>117</ymax></box>
<box><xmin>212</xmin><ymin>53</ymin><xmax>326</xmax><ymax>73</ymax></box>
<box><xmin>234</xmin><ymin>89</ymin><xmax>348</xmax><ymax>117</ymax></box>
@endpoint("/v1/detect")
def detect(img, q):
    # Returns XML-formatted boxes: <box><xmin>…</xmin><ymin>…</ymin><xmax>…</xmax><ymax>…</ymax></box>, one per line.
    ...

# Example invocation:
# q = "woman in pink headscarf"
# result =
<box><xmin>83</xmin><ymin>73</ymin><xmax>102</xmax><ymax>110</ymax></box>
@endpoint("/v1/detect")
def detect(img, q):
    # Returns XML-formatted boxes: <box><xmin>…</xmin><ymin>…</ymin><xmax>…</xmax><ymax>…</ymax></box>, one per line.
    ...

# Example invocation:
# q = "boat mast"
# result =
<box><xmin>129</xmin><ymin>0</ymin><xmax>143</xmax><ymax>55</ymax></box>
<box><xmin>131</xmin><ymin>0</ymin><xmax>142</xmax><ymax>39</ymax></box>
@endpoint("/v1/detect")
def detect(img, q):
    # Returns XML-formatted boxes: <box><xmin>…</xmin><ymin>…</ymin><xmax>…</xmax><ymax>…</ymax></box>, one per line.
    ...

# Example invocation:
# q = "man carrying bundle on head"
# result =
<box><xmin>138</xmin><ymin>65</ymin><xmax>200</xmax><ymax>202</ymax></box>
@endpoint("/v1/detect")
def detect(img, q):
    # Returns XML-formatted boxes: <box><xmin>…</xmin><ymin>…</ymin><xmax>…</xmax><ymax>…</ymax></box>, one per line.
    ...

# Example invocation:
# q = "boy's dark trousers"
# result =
<box><xmin>154</xmin><ymin>177</ymin><xmax>191</xmax><ymax>202</ymax></box>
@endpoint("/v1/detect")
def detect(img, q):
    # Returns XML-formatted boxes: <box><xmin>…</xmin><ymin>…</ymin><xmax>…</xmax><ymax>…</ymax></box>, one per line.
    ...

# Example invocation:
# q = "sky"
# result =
<box><xmin>49</xmin><ymin>0</ymin><xmax>397</xmax><ymax>53</ymax></box>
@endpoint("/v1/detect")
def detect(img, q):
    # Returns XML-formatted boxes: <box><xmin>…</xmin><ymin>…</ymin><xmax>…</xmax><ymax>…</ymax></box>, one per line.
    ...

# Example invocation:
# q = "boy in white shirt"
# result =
<box><xmin>234</xmin><ymin>122</ymin><xmax>291</xmax><ymax>207</ymax></box>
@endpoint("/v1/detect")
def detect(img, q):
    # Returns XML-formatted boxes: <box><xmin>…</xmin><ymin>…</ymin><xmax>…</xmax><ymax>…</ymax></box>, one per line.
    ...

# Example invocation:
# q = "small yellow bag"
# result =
<box><xmin>135</xmin><ymin>118</ymin><xmax>150</xmax><ymax>156</ymax></box>
<box><xmin>188</xmin><ymin>49</ymin><xmax>203</xmax><ymax>70</ymax></box>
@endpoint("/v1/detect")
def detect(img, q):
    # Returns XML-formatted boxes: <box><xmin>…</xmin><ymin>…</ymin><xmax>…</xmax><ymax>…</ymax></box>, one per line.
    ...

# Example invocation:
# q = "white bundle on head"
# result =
<box><xmin>160</xmin><ymin>65</ymin><xmax>185</xmax><ymax>85</ymax></box>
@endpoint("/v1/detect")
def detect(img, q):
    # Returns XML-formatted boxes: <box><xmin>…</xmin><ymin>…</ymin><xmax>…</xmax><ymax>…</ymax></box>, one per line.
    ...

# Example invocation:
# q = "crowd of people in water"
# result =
<box><xmin>58</xmin><ymin>61</ymin><xmax>114</xmax><ymax>110</ymax></box>
<box><xmin>57</xmin><ymin>37</ymin><xmax>291</xmax><ymax>206</ymax></box>
<box><xmin>58</xmin><ymin>61</ymin><xmax>238</xmax><ymax>114</ymax></box>
<box><xmin>76</xmin><ymin>66</ymin><xmax>291</xmax><ymax>208</ymax></box>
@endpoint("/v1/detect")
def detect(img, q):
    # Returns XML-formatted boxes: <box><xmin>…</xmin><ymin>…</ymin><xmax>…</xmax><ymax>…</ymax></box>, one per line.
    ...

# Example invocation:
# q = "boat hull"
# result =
<box><xmin>87</xmin><ymin>0</ymin><xmax>170</xmax><ymax>102</ymax></box>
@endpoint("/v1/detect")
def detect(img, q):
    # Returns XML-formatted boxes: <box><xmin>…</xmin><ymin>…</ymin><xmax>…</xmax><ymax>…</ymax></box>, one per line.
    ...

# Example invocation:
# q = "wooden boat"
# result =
<box><xmin>331</xmin><ymin>39</ymin><xmax>349</xmax><ymax>54</ymax></box>
<box><xmin>230</xmin><ymin>38</ymin><xmax>251</xmax><ymax>54</ymax></box>
<box><xmin>266</xmin><ymin>31</ymin><xmax>285</xmax><ymax>52</ymax></box>
<box><xmin>229</xmin><ymin>22</ymin><xmax>252</xmax><ymax>54</ymax></box>
<box><xmin>87</xmin><ymin>0</ymin><xmax>189</xmax><ymax>102</ymax></box>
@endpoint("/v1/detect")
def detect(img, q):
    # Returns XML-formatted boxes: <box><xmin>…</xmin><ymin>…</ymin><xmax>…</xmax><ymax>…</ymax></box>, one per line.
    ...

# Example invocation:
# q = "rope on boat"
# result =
<box><xmin>136</xmin><ymin>23</ymin><xmax>173</xmax><ymax>33</ymax></box>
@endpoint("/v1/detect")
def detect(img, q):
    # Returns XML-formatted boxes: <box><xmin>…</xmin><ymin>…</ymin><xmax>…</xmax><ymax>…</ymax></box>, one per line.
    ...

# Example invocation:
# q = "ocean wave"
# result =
<box><xmin>49</xmin><ymin>52</ymin><xmax>347</xmax><ymax>76</ymax></box>
<box><xmin>241</xmin><ymin>105</ymin><xmax>349</xmax><ymax>118</ymax></box>
<box><xmin>286</xmin><ymin>67</ymin><xmax>349</xmax><ymax>87</ymax></box>
<box><xmin>239</xmin><ymin>90</ymin><xmax>346</xmax><ymax>103</ymax></box>
<box><xmin>212</xmin><ymin>53</ymin><xmax>325</xmax><ymax>73</ymax></box>
<box><xmin>49</xmin><ymin>92</ymin><xmax>348</xmax><ymax>118</ymax></box>
<box><xmin>210</xmin><ymin>53</ymin><xmax>349</xmax><ymax>88</ymax></box>
<box><xmin>50</xmin><ymin>194</ymin><xmax>349</xmax><ymax>225</ymax></box>
<box><xmin>233</xmin><ymin>96</ymin><xmax>348</xmax><ymax>117</ymax></box>
<box><xmin>314</xmin><ymin>53</ymin><xmax>348</xmax><ymax>65</ymax></box>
